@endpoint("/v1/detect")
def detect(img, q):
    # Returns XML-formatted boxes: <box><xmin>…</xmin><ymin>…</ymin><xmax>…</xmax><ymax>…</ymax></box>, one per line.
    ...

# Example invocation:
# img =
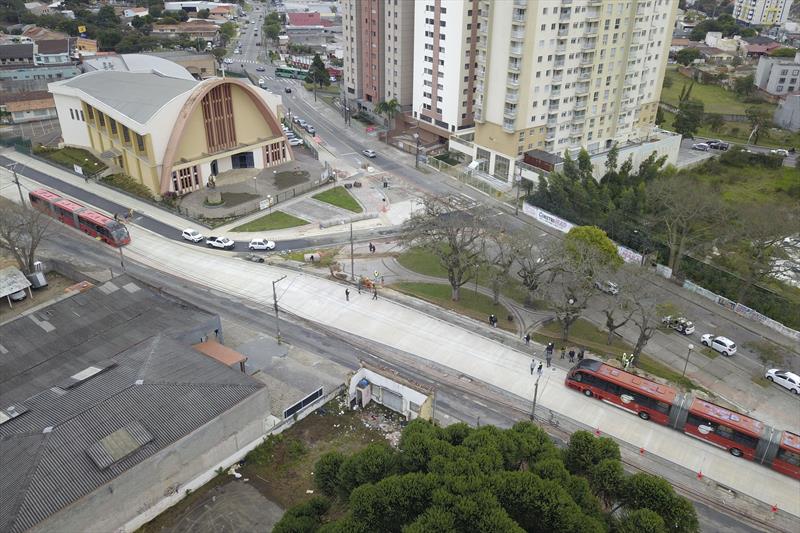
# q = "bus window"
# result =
<box><xmin>777</xmin><ymin>448</ymin><xmax>800</xmax><ymax>467</ymax></box>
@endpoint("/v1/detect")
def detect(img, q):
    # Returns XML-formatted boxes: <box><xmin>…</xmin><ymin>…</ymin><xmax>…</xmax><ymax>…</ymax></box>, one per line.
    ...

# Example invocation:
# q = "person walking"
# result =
<box><xmin>530</xmin><ymin>358</ymin><xmax>537</xmax><ymax>375</ymax></box>
<box><xmin>545</xmin><ymin>342</ymin><xmax>554</xmax><ymax>359</ymax></box>
<box><xmin>357</xmin><ymin>279</ymin><xmax>362</xmax><ymax>294</ymax></box>
<box><xmin>372</xmin><ymin>287</ymin><xmax>378</xmax><ymax>300</ymax></box>
<box><xmin>546</xmin><ymin>350</ymin><xmax>552</xmax><ymax>368</ymax></box>
<box><xmin>345</xmin><ymin>288</ymin><xmax>350</xmax><ymax>301</ymax></box>
<box><xmin>537</xmin><ymin>362</ymin><xmax>543</xmax><ymax>377</ymax></box>
<box><xmin>578</xmin><ymin>347</ymin><xmax>585</xmax><ymax>361</ymax></box>
<box><xmin>560</xmin><ymin>346</ymin><xmax>566</xmax><ymax>360</ymax></box>
<box><xmin>524</xmin><ymin>333</ymin><xmax>531</xmax><ymax>346</ymax></box>
<box><xmin>568</xmin><ymin>348</ymin><xmax>576</xmax><ymax>363</ymax></box>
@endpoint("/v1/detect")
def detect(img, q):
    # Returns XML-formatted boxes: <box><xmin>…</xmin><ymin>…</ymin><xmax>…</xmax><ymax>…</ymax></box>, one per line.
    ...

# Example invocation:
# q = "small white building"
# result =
<box><xmin>348</xmin><ymin>364</ymin><xmax>434</xmax><ymax>421</ymax></box>
<box><xmin>123</xmin><ymin>7</ymin><xmax>149</xmax><ymax>18</ymax></box>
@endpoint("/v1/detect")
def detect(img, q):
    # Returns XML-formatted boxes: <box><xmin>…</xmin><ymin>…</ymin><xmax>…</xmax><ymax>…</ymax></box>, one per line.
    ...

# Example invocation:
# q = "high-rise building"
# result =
<box><xmin>733</xmin><ymin>0</ymin><xmax>794</xmax><ymax>26</ymax></box>
<box><xmin>341</xmin><ymin>0</ymin><xmax>415</xmax><ymax>115</ymax></box>
<box><xmin>411</xmin><ymin>0</ymin><xmax>480</xmax><ymax>140</ymax></box>
<box><xmin>449</xmin><ymin>0</ymin><xmax>680</xmax><ymax>184</ymax></box>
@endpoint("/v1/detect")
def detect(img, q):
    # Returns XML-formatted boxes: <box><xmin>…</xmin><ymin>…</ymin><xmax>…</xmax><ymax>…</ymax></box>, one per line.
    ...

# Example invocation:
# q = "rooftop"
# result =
<box><xmin>0</xmin><ymin>275</ymin><xmax>264</xmax><ymax>533</ymax></box>
<box><xmin>36</xmin><ymin>38</ymin><xmax>69</xmax><ymax>55</ymax></box>
<box><xmin>0</xmin><ymin>267</ymin><xmax>31</xmax><ymax>300</ymax></box>
<box><xmin>81</xmin><ymin>53</ymin><xmax>195</xmax><ymax>80</ymax></box>
<box><xmin>50</xmin><ymin>70</ymin><xmax>198</xmax><ymax>124</ymax></box>
<box><xmin>287</xmin><ymin>11</ymin><xmax>329</xmax><ymax>27</ymax></box>
<box><xmin>0</xmin><ymin>43</ymin><xmax>34</xmax><ymax>59</ymax></box>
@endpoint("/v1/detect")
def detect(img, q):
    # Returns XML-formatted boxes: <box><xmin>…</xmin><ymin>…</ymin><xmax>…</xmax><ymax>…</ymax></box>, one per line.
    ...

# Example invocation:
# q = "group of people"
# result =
<box><xmin>488</xmin><ymin>314</ymin><xmax>499</xmax><ymax>328</ymax></box>
<box><xmin>529</xmin><ymin>340</ymin><xmax>587</xmax><ymax>378</ymax></box>
<box><xmin>345</xmin><ymin>286</ymin><xmax>378</xmax><ymax>301</ymax></box>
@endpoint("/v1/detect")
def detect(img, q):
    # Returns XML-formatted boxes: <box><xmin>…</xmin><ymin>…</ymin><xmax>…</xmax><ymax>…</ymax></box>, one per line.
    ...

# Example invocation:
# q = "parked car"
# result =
<box><xmin>765</xmin><ymin>369</ymin><xmax>800</xmax><ymax>394</ymax></box>
<box><xmin>594</xmin><ymin>280</ymin><xmax>620</xmax><ymax>295</ymax></box>
<box><xmin>182</xmin><ymin>228</ymin><xmax>204</xmax><ymax>242</ymax></box>
<box><xmin>700</xmin><ymin>334</ymin><xmax>737</xmax><ymax>356</ymax></box>
<box><xmin>304</xmin><ymin>125</ymin><xmax>316</xmax><ymax>134</ymax></box>
<box><xmin>249</xmin><ymin>238</ymin><xmax>276</xmax><ymax>250</ymax></box>
<box><xmin>771</xmin><ymin>148</ymin><xmax>789</xmax><ymax>157</ymax></box>
<box><xmin>205</xmin><ymin>236</ymin><xmax>235</xmax><ymax>250</ymax></box>
<box><xmin>707</xmin><ymin>140</ymin><xmax>729</xmax><ymax>151</ymax></box>
<box><xmin>256</xmin><ymin>66</ymin><xmax>265</xmax><ymax>72</ymax></box>
<box><xmin>288</xmin><ymin>138</ymin><xmax>303</xmax><ymax>146</ymax></box>
<box><xmin>661</xmin><ymin>315</ymin><xmax>695</xmax><ymax>335</ymax></box>
<box><xmin>223</xmin><ymin>58</ymin><xmax>233</xmax><ymax>64</ymax></box>
<box><xmin>285</xmin><ymin>87</ymin><xmax>292</xmax><ymax>93</ymax></box>
<box><xmin>362</xmin><ymin>149</ymin><xmax>377</xmax><ymax>158</ymax></box>
<box><xmin>692</xmin><ymin>143</ymin><xmax>710</xmax><ymax>151</ymax></box>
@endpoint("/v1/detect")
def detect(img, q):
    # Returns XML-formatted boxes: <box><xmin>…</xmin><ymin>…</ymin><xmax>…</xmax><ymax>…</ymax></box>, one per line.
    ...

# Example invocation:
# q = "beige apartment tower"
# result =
<box><xmin>342</xmin><ymin>0</ymin><xmax>415</xmax><ymax>114</ymax></box>
<box><xmin>449</xmin><ymin>0</ymin><xmax>680</xmax><ymax>184</ymax></box>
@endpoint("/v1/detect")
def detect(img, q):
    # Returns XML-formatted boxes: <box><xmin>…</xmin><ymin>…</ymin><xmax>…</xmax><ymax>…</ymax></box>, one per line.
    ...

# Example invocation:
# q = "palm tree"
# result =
<box><xmin>374</xmin><ymin>98</ymin><xmax>399</xmax><ymax>143</ymax></box>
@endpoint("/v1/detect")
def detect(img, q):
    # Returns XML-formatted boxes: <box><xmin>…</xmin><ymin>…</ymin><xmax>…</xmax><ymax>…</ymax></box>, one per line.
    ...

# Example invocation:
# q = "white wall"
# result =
<box><xmin>52</xmin><ymin>92</ymin><xmax>90</xmax><ymax>147</ymax></box>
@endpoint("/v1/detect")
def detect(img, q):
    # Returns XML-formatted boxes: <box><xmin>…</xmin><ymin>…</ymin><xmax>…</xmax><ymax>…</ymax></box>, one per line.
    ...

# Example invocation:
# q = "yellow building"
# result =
<box><xmin>49</xmin><ymin>70</ymin><xmax>291</xmax><ymax>198</ymax></box>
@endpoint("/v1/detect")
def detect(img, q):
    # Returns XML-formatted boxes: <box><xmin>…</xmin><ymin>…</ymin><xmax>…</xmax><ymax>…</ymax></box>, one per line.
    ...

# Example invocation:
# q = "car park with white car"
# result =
<box><xmin>765</xmin><ymin>369</ymin><xmax>800</xmax><ymax>394</ymax></box>
<box><xmin>700</xmin><ymin>334</ymin><xmax>737</xmax><ymax>356</ymax></box>
<box><xmin>248</xmin><ymin>238</ymin><xmax>276</xmax><ymax>250</ymax></box>
<box><xmin>182</xmin><ymin>228</ymin><xmax>204</xmax><ymax>242</ymax></box>
<box><xmin>205</xmin><ymin>236</ymin><xmax>235</xmax><ymax>250</ymax></box>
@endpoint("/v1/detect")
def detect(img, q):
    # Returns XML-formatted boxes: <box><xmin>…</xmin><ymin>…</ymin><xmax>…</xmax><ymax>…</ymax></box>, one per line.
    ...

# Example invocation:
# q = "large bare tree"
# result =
<box><xmin>483</xmin><ymin>227</ymin><xmax>528</xmax><ymax>305</ymax></box>
<box><xmin>402</xmin><ymin>196</ymin><xmax>488</xmax><ymax>301</ymax></box>
<box><xmin>0</xmin><ymin>201</ymin><xmax>50</xmax><ymax>274</ymax></box>
<box><xmin>718</xmin><ymin>202</ymin><xmax>800</xmax><ymax>302</ymax></box>
<box><xmin>516</xmin><ymin>239</ymin><xmax>562</xmax><ymax>305</ymax></box>
<box><xmin>646</xmin><ymin>174</ymin><xmax>729</xmax><ymax>276</ymax></box>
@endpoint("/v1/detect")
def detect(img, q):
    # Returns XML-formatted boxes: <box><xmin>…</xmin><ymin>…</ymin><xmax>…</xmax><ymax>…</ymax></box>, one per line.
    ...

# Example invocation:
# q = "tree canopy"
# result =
<box><xmin>272</xmin><ymin>421</ymin><xmax>698</xmax><ymax>533</ymax></box>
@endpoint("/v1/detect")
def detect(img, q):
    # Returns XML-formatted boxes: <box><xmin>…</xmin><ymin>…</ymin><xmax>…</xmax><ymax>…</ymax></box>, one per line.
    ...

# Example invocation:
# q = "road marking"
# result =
<box><xmin>707</xmin><ymin>323</ymin><xmax>717</xmax><ymax>329</ymax></box>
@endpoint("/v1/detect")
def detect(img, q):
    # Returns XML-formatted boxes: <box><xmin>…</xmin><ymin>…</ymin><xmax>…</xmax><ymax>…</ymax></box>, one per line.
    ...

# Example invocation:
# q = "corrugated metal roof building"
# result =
<box><xmin>0</xmin><ymin>275</ymin><xmax>269</xmax><ymax>533</ymax></box>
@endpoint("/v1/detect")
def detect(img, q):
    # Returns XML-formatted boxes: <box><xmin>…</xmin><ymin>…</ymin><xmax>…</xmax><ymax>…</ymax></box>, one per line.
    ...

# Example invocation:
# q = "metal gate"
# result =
<box><xmin>381</xmin><ymin>388</ymin><xmax>403</xmax><ymax>412</ymax></box>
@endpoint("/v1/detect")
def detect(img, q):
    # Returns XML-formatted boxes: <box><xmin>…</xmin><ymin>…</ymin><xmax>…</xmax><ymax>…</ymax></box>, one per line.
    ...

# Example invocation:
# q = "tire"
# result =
<box><xmin>730</xmin><ymin>448</ymin><xmax>743</xmax><ymax>458</ymax></box>
<box><xmin>792</xmin><ymin>389</ymin><xmax>799</xmax><ymax>395</ymax></box>
<box><xmin>702</xmin><ymin>340</ymin><xmax>709</xmax><ymax>347</ymax></box>
<box><xmin>583</xmin><ymin>389</ymin><xmax>592</xmax><ymax>398</ymax></box>
<box><xmin>638</xmin><ymin>412</ymin><xmax>650</xmax><ymax>421</ymax></box>
<box><xmin>767</xmin><ymin>376</ymin><xmax>774</xmax><ymax>382</ymax></box>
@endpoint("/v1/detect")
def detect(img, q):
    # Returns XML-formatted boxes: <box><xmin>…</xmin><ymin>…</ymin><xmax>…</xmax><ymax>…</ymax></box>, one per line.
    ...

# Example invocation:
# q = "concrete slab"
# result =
<box><xmin>281</xmin><ymin>197</ymin><xmax>353</xmax><ymax>221</ymax></box>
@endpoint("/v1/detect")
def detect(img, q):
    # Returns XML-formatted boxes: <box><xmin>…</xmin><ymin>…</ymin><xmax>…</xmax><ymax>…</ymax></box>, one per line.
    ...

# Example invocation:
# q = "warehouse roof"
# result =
<box><xmin>0</xmin><ymin>276</ymin><xmax>263</xmax><ymax>533</ymax></box>
<box><xmin>50</xmin><ymin>70</ymin><xmax>198</xmax><ymax>124</ymax></box>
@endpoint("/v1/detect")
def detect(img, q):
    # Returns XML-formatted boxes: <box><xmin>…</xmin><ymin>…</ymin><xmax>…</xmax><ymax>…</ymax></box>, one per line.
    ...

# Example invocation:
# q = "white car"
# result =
<box><xmin>765</xmin><ymin>369</ymin><xmax>800</xmax><ymax>394</ymax></box>
<box><xmin>692</xmin><ymin>143</ymin><xmax>710</xmax><ymax>151</ymax></box>
<box><xmin>288</xmin><ymin>138</ymin><xmax>303</xmax><ymax>146</ymax></box>
<box><xmin>205</xmin><ymin>236</ymin><xmax>235</xmax><ymax>249</ymax></box>
<box><xmin>182</xmin><ymin>228</ymin><xmax>204</xmax><ymax>242</ymax></box>
<box><xmin>700</xmin><ymin>334</ymin><xmax>737</xmax><ymax>356</ymax></box>
<box><xmin>594</xmin><ymin>280</ymin><xmax>619</xmax><ymax>295</ymax></box>
<box><xmin>770</xmin><ymin>149</ymin><xmax>789</xmax><ymax>157</ymax></box>
<box><xmin>249</xmin><ymin>238</ymin><xmax>276</xmax><ymax>250</ymax></box>
<box><xmin>362</xmin><ymin>149</ymin><xmax>377</xmax><ymax>158</ymax></box>
<box><xmin>224</xmin><ymin>58</ymin><xmax>233</xmax><ymax>64</ymax></box>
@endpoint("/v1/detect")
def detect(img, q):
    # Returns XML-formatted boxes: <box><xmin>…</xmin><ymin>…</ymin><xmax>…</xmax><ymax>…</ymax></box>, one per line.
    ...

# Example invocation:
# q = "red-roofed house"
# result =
<box><xmin>287</xmin><ymin>11</ymin><xmax>331</xmax><ymax>27</ymax></box>
<box><xmin>746</xmin><ymin>42</ymin><xmax>781</xmax><ymax>57</ymax></box>
<box><xmin>285</xmin><ymin>11</ymin><xmax>333</xmax><ymax>47</ymax></box>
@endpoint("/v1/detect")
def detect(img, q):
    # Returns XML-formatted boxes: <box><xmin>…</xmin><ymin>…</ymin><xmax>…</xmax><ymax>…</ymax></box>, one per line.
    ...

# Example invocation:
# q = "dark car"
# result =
<box><xmin>707</xmin><ymin>140</ymin><xmax>729</xmax><ymax>151</ymax></box>
<box><xmin>285</xmin><ymin>87</ymin><xmax>292</xmax><ymax>93</ymax></box>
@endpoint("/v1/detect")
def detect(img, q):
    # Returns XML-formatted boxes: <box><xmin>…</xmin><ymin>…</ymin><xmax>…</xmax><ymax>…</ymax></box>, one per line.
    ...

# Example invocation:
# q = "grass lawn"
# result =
<box><xmin>313</xmin><ymin>186</ymin><xmax>363</xmax><ymax>213</ymax></box>
<box><xmin>392</xmin><ymin>282</ymin><xmax>515</xmax><ymax>331</ymax></box>
<box><xmin>660</xmin><ymin>68</ymin><xmax>775</xmax><ymax>116</ymax></box>
<box><xmin>38</xmin><ymin>146</ymin><xmax>107</xmax><ymax>174</ymax></box>
<box><xmin>232</xmin><ymin>211</ymin><xmax>308</xmax><ymax>232</ymax></box>
<box><xmin>660</xmin><ymin>110</ymin><xmax>800</xmax><ymax>150</ymax></box>
<box><xmin>302</xmin><ymin>82</ymin><xmax>340</xmax><ymax>94</ymax></box>
<box><xmin>533</xmin><ymin>318</ymin><xmax>702</xmax><ymax>391</ymax></box>
<box><xmin>284</xmin><ymin>249</ymin><xmax>338</xmax><ymax>268</ymax></box>
<box><xmin>137</xmin><ymin>397</ymin><xmax>389</xmax><ymax>532</ymax></box>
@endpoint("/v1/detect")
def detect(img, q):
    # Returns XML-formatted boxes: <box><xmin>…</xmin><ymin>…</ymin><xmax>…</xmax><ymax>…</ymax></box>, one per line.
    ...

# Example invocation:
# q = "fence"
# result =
<box><xmin>683</xmin><ymin>280</ymin><xmax>800</xmax><ymax>342</ymax></box>
<box><xmin>658</xmin><ymin>103</ymin><xmax>748</xmax><ymax>123</ymax></box>
<box><xmin>523</xmin><ymin>203</ymin><xmax>800</xmax><ymax>343</ymax></box>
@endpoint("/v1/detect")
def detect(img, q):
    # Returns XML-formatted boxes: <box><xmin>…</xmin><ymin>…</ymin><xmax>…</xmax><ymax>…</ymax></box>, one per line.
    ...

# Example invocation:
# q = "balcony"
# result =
<box><xmin>513</xmin><ymin>0</ymin><xmax>526</xmax><ymax>6</ymax></box>
<box><xmin>548</xmin><ymin>101</ymin><xmax>560</xmax><ymax>111</ymax></box>
<box><xmin>579</xmin><ymin>54</ymin><xmax>594</xmax><ymax>66</ymax></box>
<box><xmin>507</xmin><ymin>76</ymin><xmax>520</xmax><ymax>88</ymax></box>
<box><xmin>552</xmin><ymin>72</ymin><xmax>563</xmax><ymax>82</ymax></box>
<box><xmin>557</xmin><ymin>28</ymin><xmax>569</xmax><ymax>37</ymax></box>
<box><xmin>575</xmin><ymin>82</ymin><xmax>589</xmax><ymax>95</ymax></box>
<box><xmin>572</xmin><ymin>113</ymin><xmax>586</xmax><ymax>123</ymax></box>
<box><xmin>554</xmin><ymin>60</ymin><xmax>565</xmax><ymax>68</ymax></box>
<box><xmin>512</xmin><ymin>12</ymin><xmax>526</xmax><ymax>23</ymax></box>
<box><xmin>504</xmin><ymin>106</ymin><xmax>518</xmax><ymax>119</ymax></box>
<box><xmin>586</xmin><ymin>8</ymin><xmax>600</xmax><ymax>21</ymax></box>
<box><xmin>551</xmin><ymin>89</ymin><xmax>561</xmax><ymax>97</ymax></box>
<box><xmin>511</xmin><ymin>29</ymin><xmax>525</xmax><ymax>39</ymax></box>
<box><xmin>508</xmin><ymin>62</ymin><xmax>521</xmax><ymax>74</ymax></box>
<box><xmin>584</xmin><ymin>26</ymin><xmax>598</xmax><ymax>36</ymax></box>
<box><xmin>560</xmin><ymin>11</ymin><xmax>571</xmax><ymax>21</ymax></box>
<box><xmin>510</xmin><ymin>45</ymin><xmax>523</xmax><ymax>57</ymax></box>
<box><xmin>582</xmin><ymin>39</ymin><xmax>596</xmax><ymax>50</ymax></box>
<box><xmin>503</xmin><ymin>119</ymin><xmax>515</xmax><ymax>132</ymax></box>
<box><xmin>506</xmin><ymin>91</ymin><xmax>519</xmax><ymax>103</ymax></box>
<box><xmin>555</xmin><ymin>43</ymin><xmax>567</xmax><ymax>53</ymax></box>
<box><xmin>547</xmin><ymin>117</ymin><xmax>558</xmax><ymax>126</ymax></box>
<box><xmin>578</xmin><ymin>71</ymin><xmax>591</xmax><ymax>80</ymax></box>
<box><xmin>574</xmin><ymin>99</ymin><xmax>587</xmax><ymax>111</ymax></box>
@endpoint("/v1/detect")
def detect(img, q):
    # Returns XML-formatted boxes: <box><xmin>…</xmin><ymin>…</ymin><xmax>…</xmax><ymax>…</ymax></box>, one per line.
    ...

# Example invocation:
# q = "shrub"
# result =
<box><xmin>101</xmin><ymin>173</ymin><xmax>155</xmax><ymax>201</ymax></box>
<box><xmin>314</xmin><ymin>451</ymin><xmax>345</xmax><ymax>497</ymax></box>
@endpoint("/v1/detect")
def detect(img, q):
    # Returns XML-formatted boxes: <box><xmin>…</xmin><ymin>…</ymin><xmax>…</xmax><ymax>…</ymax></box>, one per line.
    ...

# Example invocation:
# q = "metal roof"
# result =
<box><xmin>0</xmin><ymin>43</ymin><xmax>33</xmax><ymax>59</ymax></box>
<box><xmin>0</xmin><ymin>276</ymin><xmax>263</xmax><ymax>533</ymax></box>
<box><xmin>54</xmin><ymin>70</ymin><xmax>198</xmax><ymax>125</ymax></box>
<box><xmin>0</xmin><ymin>267</ymin><xmax>31</xmax><ymax>300</ymax></box>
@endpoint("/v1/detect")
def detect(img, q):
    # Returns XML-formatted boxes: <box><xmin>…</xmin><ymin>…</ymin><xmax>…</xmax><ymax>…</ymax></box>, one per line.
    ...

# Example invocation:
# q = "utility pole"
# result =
<box><xmin>350</xmin><ymin>223</ymin><xmax>355</xmax><ymax>281</ymax></box>
<box><xmin>530</xmin><ymin>374</ymin><xmax>541</xmax><ymax>421</ymax></box>
<box><xmin>8</xmin><ymin>164</ymin><xmax>26</xmax><ymax>206</ymax></box>
<box><xmin>514</xmin><ymin>172</ymin><xmax>522</xmax><ymax>216</ymax></box>
<box><xmin>414</xmin><ymin>132</ymin><xmax>420</xmax><ymax>170</ymax></box>
<box><xmin>119</xmin><ymin>246</ymin><xmax>126</xmax><ymax>272</ymax></box>
<box><xmin>272</xmin><ymin>275</ymin><xmax>287</xmax><ymax>345</ymax></box>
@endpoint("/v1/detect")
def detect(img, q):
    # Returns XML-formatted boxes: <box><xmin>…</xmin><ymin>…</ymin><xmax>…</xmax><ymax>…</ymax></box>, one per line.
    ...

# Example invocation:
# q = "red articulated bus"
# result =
<box><xmin>29</xmin><ymin>188</ymin><xmax>130</xmax><ymax>247</ymax></box>
<box><xmin>566</xmin><ymin>359</ymin><xmax>800</xmax><ymax>480</ymax></box>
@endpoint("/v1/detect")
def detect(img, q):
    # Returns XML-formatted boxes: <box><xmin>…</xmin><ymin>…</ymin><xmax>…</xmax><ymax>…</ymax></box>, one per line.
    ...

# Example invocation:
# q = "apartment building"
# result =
<box><xmin>754</xmin><ymin>51</ymin><xmax>800</xmax><ymax>96</ymax></box>
<box><xmin>411</xmin><ymin>0</ymin><xmax>480</xmax><ymax>141</ymax></box>
<box><xmin>449</xmin><ymin>0</ymin><xmax>679</xmax><ymax>184</ymax></box>
<box><xmin>341</xmin><ymin>0</ymin><xmax>414</xmax><ymax>114</ymax></box>
<box><xmin>733</xmin><ymin>0</ymin><xmax>794</xmax><ymax>26</ymax></box>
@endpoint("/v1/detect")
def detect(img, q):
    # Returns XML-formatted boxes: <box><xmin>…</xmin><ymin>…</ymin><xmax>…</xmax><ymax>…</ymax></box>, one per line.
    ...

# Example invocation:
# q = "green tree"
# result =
<box><xmin>265</xmin><ymin>22</ymin><xmax>280</xmax><ymax>40</ymax></box>
<box><xmin>306</xmin><ymin>53</ymin><xmax>330</xmax><ymax>101</ymax></box>
<box><xmin>675</xmin><ymin>47</ymin><xmax>700</xmax><ymax>66</ymax></box>
<box><xmin>211</xmin><ymin>47</ymin><xmax>227</xmax><ymax>63</ymax></box>
<box><xmin>589</xmin><ymin>458</ymin><xmax>625</xmax><ymax>509</ymax></box>
<box><xmin>616</xmin><ymin>509</ymin><xmax>668</xmax><ymax>533</ymax></box>
<box><xmin>96</xmin><ymin>4</ymin><xmax>120</xmax><ymax>26</ymax></box>
<box><xmin>705</xmin><ymin>113</ymin><xmax>724</xmax><ymax>132</ymax></box>
<box><xmin>564</xmin><ymin>226</ymin><xmax>623</xmax><ymax>271</ymax></box>
<box><xmin>769</xmin><ymin>47</ymin><xmax>798</xmax><ymax>57</ymax></box>
<box><xmin>374</xmin><ymin>98</ymin><xmax>400</xmax><ymax>141</ymax></box>
<box><xmin>219</xmin><ymin>21</ymin><xmax>236</xmax><ymax>44</ymax></box>
<box><xmin>655</xmin><ymin>106</ymin><xmax>665</xmax><ymax>126</ymax></box>
<box><xmin>745</xmin><ymin>106</ymin><xmax>772</xmax><ymax>144</ymax></box>
<box><xmin>97</xmin><ymin>28</ymin><xmax>123</xmax><ymax>50</ymax></box>
<box><xmin>673</xmin><ymin>100</ymin><xmax>704</xmax><ymax>138</ymax></box>
<box><xmin>197</xmin><ymin>8</ymin><xmax>210</xmax><ymax>18</ymax></box>
<box><xmin>338</xmin><ymin>443</ymin><xmax>398</xmax><ymax>498</ymax></box>
<box><xmin>563</xmin><ymin>431</ymin><xmax>621</xmax><ymax>477</ymax></box>
<box><xmin>314</xmin><ymin>451</ymin><xmax>345</xmax><ymax>497</ymax></box>
<box><xmin>273</xmin><ymin>496</ymin><xmax>330</xmax><ymax>533</ymax></box>
<box><xmin>623</xmin><ymin>473</ymin><xmax>699</xmax><ymax>533</ymax></box>
<box><xmin>733</xmin><ymin>74</ymin><xmax>755</xmax><ymax>97</ymax></box>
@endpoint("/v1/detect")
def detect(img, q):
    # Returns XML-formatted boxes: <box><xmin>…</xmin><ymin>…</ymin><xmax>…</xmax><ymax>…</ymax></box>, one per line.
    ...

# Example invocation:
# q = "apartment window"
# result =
<box><xmin>440</xmin><ymin>20</ymin><xmax>446</xmax><ymax>27</ymax></box>
<box><xmin>541</xmin><ymin>24</ymin><xmax>546</xmax><ymax>30</ymax></box>
<box><xmin>135</xmin><ymin>133</ymin><xmax>145</xmax><ymax>152</ymax></box>
<box><xmin>69</xmin><ymin>109</ymin><xmax>74</xmax><ymax>120</ymax></box>
<box><xmin>543</xmin><ymin>7</ymin><xmax>548</xmax><ymax>14</ymax></box>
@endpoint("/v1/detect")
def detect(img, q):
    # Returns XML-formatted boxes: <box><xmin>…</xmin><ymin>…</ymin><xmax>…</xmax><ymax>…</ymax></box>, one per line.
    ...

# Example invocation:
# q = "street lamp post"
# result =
<box><xmin>253</xmin><ymin>176</ymin><xmax>258</xmax><ymax>194</ymax></box>
<box><xmin>272</xmin><ymin>275</ymin><xmax>287</xmax><ymax>345</ymax></box>
<box><xmin>514</xmin><ymin>168</ymin><xmax>522</xmax><ymax>216</ymax></box>
<box><xmin>413</xmin><ymin>132</ymin><xmax>420</xmax><ymax>170</ymax></box>
<box><xmin>530</xmin><ymin>372</ymin><xmax>541</xmax><ymax>421</ymax></box>
<box><xmin>682</xmin><ymin>344</ymin><xmax>694</xmax><ymax>379</ymax></box>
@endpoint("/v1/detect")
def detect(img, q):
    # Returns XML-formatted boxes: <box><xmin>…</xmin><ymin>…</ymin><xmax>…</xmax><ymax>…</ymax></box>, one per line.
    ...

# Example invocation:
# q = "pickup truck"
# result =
<box><xmin>205</xmin><ymin>236</ymin><xmax>235</xmax><ymax>250</ymax></box>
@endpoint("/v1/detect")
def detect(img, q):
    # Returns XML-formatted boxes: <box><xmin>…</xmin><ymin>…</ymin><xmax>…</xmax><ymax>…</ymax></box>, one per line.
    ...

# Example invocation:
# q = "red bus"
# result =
<box><xmin>683</xmin><ymin>398</ymin><xmax>763</xmax><ymax>460</ymax></box>
<box><xmin>29</xmin><ymin>189</ymin><xmax>130</xmax><ymax>247</ymax></box>
<box><xmin>565</xmin><ymin>358</ymin><xmax>677</xmax><ymax>424</ymax></box>
<box><xmin>566</xmin><ymin>359</ymin><xmax>800</xmax><ymax>480</ymax></box>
